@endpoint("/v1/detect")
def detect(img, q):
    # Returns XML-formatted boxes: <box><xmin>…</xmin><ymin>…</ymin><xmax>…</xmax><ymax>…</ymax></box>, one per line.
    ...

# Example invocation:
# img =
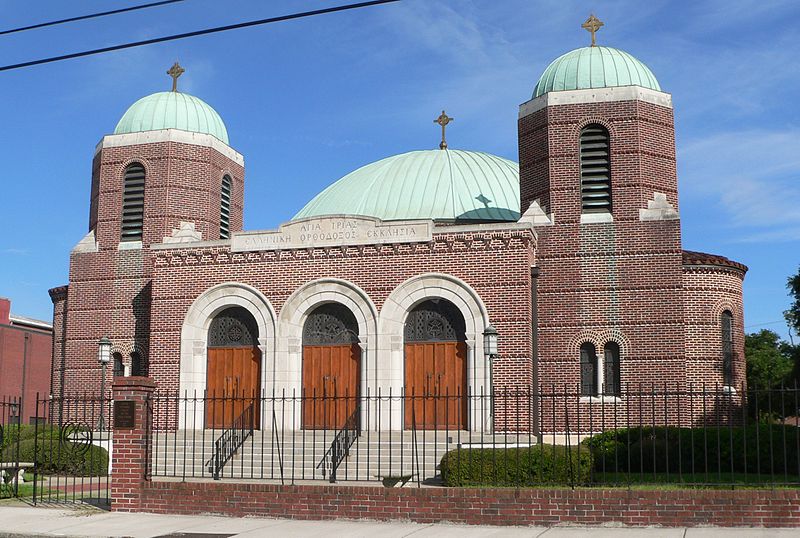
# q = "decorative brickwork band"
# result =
<box><xmin>111</xmin><ymin>376</ymin><xmax>156</xmax><ymax>512</ymax></box>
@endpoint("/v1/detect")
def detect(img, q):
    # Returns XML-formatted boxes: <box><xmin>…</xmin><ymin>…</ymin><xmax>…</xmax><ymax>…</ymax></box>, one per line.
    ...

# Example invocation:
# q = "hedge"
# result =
<box><xmin>1</xmin><ymin>428</ymin><xmax>108</xmax><ymax>477</ymax></box>
<box><xmin>583</xmin><ymin>425</ymin><xmax>800</xmax><ymax>476</ymax></box>
<box><xmin>440</xmin><ymin>445</ymin><xmax>592</xmax><ymax>487</ymax></box>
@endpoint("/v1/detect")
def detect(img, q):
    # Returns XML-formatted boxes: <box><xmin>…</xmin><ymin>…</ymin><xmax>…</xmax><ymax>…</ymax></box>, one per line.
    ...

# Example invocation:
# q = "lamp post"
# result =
<box><xmin>483</xmin><ymin>325</ymin><xmax>499</xmax><ymax>428</ymax></box>
<box><xmin>97</xmin><ymin>336</ymin><xmax>111</xmax><ymax>433</ymax></box>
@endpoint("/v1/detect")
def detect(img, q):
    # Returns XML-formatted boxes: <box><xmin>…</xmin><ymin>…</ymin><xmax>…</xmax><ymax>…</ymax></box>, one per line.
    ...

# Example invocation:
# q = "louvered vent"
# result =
<box><xmin>121</xmin><ymin>164</ymin><xmax>145</xmax><ymax>241</ymax></box>
<box><xmin>579</xmin><ymin>125</ymin><xmax>611</xmax><ymax>213</ymax></box>
<box><xmin>220</xmin><ymin>175</ymin><xmax>232</xmax><ymax>239</ymax></box>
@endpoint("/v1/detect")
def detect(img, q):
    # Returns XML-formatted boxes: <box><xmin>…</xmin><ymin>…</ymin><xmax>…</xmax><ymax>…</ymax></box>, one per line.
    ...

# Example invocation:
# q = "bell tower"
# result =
<box><xmin>53</xmin><ymin>64</ymin><xmax>245</xmax><ymax>397</ymax></box>
<box><xmin>520</xmin><ymin>17</ymin><xmax>685</xmax><ymax>393</ymax></box>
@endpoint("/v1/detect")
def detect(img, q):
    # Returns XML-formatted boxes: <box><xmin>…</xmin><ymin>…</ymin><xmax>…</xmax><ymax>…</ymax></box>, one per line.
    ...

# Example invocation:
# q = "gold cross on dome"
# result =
<box><xmin>167</xmin><ymin>61</ymin><xmax>185</xmax><ymax>92</ymax></box>
<box><xmin>434</xmin><ymin>110</ymin><xmax>454</xmax><ymax>150</ymax></box>
<box><xmin>582</xmin><ymin>14</ymin><xmax>604</xmax><ymax>47</ymax></box>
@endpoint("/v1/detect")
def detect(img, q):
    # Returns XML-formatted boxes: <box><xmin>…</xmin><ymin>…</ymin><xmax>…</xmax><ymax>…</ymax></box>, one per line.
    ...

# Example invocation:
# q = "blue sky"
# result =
<box><xmin>0</xmin><ymin>0</ymin><xmax>798</xmax><ymax>340</ymax></box>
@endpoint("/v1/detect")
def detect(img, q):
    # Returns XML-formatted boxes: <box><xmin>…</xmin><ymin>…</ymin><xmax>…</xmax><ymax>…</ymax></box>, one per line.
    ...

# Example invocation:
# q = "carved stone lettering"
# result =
<box><xmin>231</xmin><ymin>216</ymin><xmax>432</xmax><ymax>252</ymax></box>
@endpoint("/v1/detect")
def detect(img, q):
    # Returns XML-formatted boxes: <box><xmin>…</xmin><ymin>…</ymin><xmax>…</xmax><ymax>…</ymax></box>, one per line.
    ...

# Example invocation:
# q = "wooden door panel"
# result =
<box><xmin>302</xmin><ymin>344</ymin><xmax>360</xmax><ymax>429</ymax></box>
<box><xmin>205</xmin><ymin>347</ymin><xmax>261</xmax><ymax>430</ymax></box>
<box><xmin>404</xmin><ymin>341</ymin><xmax>466</xmax><ymax>430</ymax></box>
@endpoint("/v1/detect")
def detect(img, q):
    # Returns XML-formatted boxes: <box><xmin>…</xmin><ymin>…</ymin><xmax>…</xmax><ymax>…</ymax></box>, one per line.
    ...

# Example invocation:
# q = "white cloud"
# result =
<box><xmin>679</xmin><ymin>129</ymin><xmax>800</xmax><ymax>242</ymax></box>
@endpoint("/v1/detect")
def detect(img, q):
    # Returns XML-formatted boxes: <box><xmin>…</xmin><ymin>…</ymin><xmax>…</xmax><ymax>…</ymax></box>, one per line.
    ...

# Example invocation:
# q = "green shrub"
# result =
<box><xmin>1</xmin><ymin>436</ymin><xmax>108</xmax><ymax>477</ymax></box>
<box><xmin>440</xmin><ymin>445</ymin><xmax>592</xmax><ymax>487</ymax></box>
<box><xmin>583</xmin><ymin>425</ymin><xmax>800</xmax><ymax>476</ymax></box>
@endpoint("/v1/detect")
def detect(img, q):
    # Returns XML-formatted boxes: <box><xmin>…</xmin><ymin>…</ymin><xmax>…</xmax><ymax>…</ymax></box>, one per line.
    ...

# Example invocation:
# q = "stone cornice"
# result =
<box><xmin>95</xmin><ymin>129</ymin><xmax>244</xmax><ymax>166</ymax></box>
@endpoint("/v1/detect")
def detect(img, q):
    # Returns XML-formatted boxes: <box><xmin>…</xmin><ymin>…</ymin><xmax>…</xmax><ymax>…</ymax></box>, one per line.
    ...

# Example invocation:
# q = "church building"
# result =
<box><xmin>50</xmin><ymin>18</ymin><xmax>747</xmax><ymax>434</ymax></box>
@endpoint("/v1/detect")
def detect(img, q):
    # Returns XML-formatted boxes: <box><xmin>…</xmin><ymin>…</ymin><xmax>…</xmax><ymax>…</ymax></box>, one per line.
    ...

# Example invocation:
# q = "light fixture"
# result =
<box><xmin>483</xmin><ymin>325</ymin><xmax>499</xmax><ymax>357</ymax></box>
<box><xmin>97</xmin><ymin>336</ymin><xmax>112</xmax><ymax>364</ymax></box>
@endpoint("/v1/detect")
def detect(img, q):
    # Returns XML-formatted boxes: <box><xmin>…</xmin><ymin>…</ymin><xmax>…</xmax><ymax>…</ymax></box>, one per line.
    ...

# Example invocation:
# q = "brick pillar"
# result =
<box><xmin>111</xmin><ymin>376</ymin><xmax>156</xmax><ymax>512</ymax></box>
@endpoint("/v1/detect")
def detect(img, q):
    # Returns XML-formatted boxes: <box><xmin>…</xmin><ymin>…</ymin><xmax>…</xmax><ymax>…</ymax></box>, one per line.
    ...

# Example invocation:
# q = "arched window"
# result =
<box><xmin>580</xmin><ymin>342</ymin><xmax>598</xmax><ymax>396</ymax></box>
<box><xmin>579</xmin><ymin>124</ymin><xmax>611</xmax><ymax>214</ymax></box>
<box><xmin>130</xmin><ymin>351</ymin><xmax>145</xmax><ymax>377</ymax></box>
<box><xmin>121</xmin><ymin>163</ymin><xmax>146</xmax><ymax>241</ymax></box>
<box><xmin>220</xmin><ymin>175</ymin><xmax>232</xmax><ymax>239</ymax></box>
<box><xmin>721</xmin><ymin>310</ymin><xmax>734</xmax><ymax>386</ymax></box>
<box><xmin>208</xmin><ymin>306</ymin><xmax>259</xmax><ymax>347</ymax></box>
<box><xmin>112</xmin><ymin>352</ymin><xmax>124</xmax><ymax>378</ymax></box>
<box><xmin>603</xmin><ymin>342</ymin><xmax>621</xmax><ymax>395</ymax></box>
<box><xmin>404</xmin><ymin>299</ymin><xmax>467</xmax><ymax>343</ymax></box>
<box><xmin>303</xmin><ymin>303</ymin><xmax>359</xmax><ymax>345</ymax></box>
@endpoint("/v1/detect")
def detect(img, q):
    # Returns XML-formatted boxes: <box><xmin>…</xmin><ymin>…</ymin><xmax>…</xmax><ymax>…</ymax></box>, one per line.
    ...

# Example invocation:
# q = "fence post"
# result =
<box><xmin>111</xmin><ymin>377</ymin><xmax>156</xmax><ymax>512</ymax></box>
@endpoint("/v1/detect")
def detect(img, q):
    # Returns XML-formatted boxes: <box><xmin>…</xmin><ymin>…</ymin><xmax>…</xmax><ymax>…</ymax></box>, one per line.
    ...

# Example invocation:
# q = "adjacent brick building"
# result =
<box><xmin>0</xmin><ymin>297</ymin><xmax>53</xmax><ymax>422</ymax></box>
<box><xmin>50</xmin><ymin>36</ymin><xmax>746</xmax><ymax>433</ymax></box>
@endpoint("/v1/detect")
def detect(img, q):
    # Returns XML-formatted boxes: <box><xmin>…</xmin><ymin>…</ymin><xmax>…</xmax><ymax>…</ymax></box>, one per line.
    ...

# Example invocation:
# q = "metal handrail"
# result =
<box><xmin>316</xmin><ymin>404</ymin><xmax>360</xmax><ymax>483</ymax></box>
<box><xmin>207</xmin><ymin>400</ymin><xmax>254</xmax><ymax>480</ymax></box>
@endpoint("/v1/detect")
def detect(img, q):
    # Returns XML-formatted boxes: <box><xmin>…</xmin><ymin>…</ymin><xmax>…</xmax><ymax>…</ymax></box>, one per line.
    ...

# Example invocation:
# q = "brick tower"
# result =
<box><xmin>50</xmin><ymin>64</ymin><xmax>244</xmax><ymax>398</ymax></box>
<box><xmin>519</xmin><ymin>22</ymin><xmax>686</xmax><ymax>397</ymax></box>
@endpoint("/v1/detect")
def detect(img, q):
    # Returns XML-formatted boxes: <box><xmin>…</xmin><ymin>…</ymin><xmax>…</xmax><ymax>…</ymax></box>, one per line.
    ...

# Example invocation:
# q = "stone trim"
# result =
<box><xmin>178</xmin><ymin>282</ymin><xmax>277</xmax><ymax>428</ymax></box>
<box><xmin>96</xmin><ymin>129</ymin><xmax>244</xmax><ymax>166</ymax></box>
<box><xmin>519</xmin><ymin>86</ymin><xmax>673</xmax><ymax>118</ymax></box>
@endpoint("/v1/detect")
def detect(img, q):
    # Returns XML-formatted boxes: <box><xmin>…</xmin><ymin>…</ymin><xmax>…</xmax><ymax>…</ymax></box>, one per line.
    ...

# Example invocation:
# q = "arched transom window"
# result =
<box><xmin>404</xmin><ymin>299</ymin><xmax>466</xmax><ymax>343</ymax></box>
<box><xmin>208</xmin><ymin>306</ymin><xmax>259</xmax><ymax>348</ymax></box>
<box><xmin>303</xmin><ymin>303</ymin><xmax>359</xmax><ymax>345</ymax></box>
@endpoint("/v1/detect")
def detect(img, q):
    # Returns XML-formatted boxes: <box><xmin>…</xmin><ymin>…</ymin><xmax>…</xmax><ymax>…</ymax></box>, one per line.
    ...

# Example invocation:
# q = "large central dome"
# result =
<box><xmin>293</xmin><ymin>149</ymin><xmax>520</xmax><ymax>223</ymax></box>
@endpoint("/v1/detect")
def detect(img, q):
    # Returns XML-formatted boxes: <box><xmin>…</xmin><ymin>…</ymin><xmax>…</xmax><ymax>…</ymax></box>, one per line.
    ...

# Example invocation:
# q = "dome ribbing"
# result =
<box><xmin>533</xmin><ymin>46</ymin><xmax>660</xmax><ymax>98</ymax></box>
<box><xmin>294</xmin><ymin>150</ymin><xmax>520</xmax><ymax>223</ymax></box>
<box><xmin>114</xmin><ymin>91</ymin><xmax>229</xmax><ymax>144</ymax></box>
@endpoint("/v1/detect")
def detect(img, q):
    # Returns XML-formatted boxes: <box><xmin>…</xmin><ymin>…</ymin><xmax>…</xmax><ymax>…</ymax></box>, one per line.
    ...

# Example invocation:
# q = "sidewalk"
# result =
<box><xmin>0</xmin><ymin>502</ymin><xmax>796</xmax><ymax>537</ymax></box>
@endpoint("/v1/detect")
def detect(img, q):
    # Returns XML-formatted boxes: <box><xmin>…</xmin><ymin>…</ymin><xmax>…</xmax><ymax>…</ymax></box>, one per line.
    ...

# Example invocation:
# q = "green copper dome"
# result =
<box><xmin>533</xmin><ymin>46</ymin><xmax>660</xmax><ymax>98</ymax></box>
<box><xmin>114</xmin><ymin>91</ymin><xmax>229</xmax><ymax>144</ymax></box>
<box><xmin>294</xmin><ymin>150</ymin><xmax>520</xmax><ymax>223</ymax></box>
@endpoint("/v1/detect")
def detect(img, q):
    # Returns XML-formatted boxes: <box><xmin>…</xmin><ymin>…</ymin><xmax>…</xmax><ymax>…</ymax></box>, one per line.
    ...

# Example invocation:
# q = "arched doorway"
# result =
<box><xmin>205</xmin><ymin>306</ymin><xmax>261</xmax><ymax>429</ymax></box>
<box><xmin>404</xmin><ymin>299</ymin><xmax>467</xmax><ymax>430</ymax></box>
<box><xmin>302</xmin><ymin>303</ymin><xmax>360</xmax><ymax>429</ymax></box>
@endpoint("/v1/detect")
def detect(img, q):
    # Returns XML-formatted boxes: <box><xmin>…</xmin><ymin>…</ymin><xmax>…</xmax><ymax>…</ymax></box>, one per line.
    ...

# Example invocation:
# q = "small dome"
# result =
<box><xmin>294</xmin><ymin>149</ymin><xmax>520</xmax><ymax>223</ymax></box>
<box><xmin>533</xmin><ymin>46</ymin><xmax>660</xmax><ymax>98</ymax></box>
<box><xmin>114</xmin><ymin>91</ymin><xmax>229</xmax><ymax>144</ymax></box>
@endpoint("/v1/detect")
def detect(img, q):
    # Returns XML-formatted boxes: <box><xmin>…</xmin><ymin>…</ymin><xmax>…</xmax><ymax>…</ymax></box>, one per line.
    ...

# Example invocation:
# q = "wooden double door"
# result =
<box><xmin>205</xmin><ymin>347</ymin><xmax>261</xmax><ymax>429</ymax></box>
<box><xmin>302</xmin><ymin>344</ymin><xmax>360</xmax><ymax>429</ymax></box>
<box><xmin>404</xmin><ymin>341</ymin><xmax>467</xmax><ymax>430</ymax></box>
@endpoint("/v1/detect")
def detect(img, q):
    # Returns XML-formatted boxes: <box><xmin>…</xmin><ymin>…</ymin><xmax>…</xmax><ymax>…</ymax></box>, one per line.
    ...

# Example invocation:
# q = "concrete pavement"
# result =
<box><xmin>0</xmin><ymin>503</ymin><xmax>797</xmax><ymax>537</ymax></box>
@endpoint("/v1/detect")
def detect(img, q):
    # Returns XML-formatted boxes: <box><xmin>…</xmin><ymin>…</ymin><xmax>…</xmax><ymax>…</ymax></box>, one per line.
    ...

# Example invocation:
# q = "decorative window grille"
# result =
<box><xmin>220</xmin><ymin>175</ymin><xmax>232</xmax><ymax>239</ymax></box>
<box><xmin>603</xmin><ymin>342</ymin><xmax>621</xmax><ymax>395</ymax></box>
<box><xmin>404</xmin><ymin>299</ymin><xmax>466</xmax><ymax>343</ymax></box>
<box><xmin>130</xmin><ymin>351</ymin><xmax>146</xmax><ymax>377</ymax></box>
<box><xmin>579</xmin><ymin>124</ymin><xmax>611</xmax><ymax>213</ymax></box>
<box><xmin>580</xmin><ymin>342</ymin><xmax>598</xmax><ymax>396</ymax></box>
<box><xmin>208</xmin><ymin>306</ymin><xmax>259</xmax><ymax>348</ymax></box>
<box><xmin>112</xmin><ymin>352</ymin><xmax>124</xmax><ymax>378</ymax></box>
<box><xmin>721</xmin><ymin>310</ymin><xmax>734</xmax><ymax>386</ymax></box>
<box><xmin>303</xmin><ymin>303</ymin><xmax>359</xmax><ymax>345</ymax></box>
<box><xmin>121</xmin><ymin>163</ymin><xmax>146</xmax><ymax>241</ymax></box>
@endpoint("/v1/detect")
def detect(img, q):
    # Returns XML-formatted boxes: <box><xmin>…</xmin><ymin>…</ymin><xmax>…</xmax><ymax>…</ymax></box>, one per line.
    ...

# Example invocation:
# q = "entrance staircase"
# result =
<box><xmin>150</xmin><ymin>429</ymin><xmax>536</xmax><ymax>483</ymax></box>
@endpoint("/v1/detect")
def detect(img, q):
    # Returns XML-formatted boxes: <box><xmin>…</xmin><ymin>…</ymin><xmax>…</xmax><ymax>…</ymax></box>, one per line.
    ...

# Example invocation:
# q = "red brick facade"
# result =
<box><xmin>0</xmin><ymin>298</ymin><xmax>52</xmax><ymax>418</ymax></box>
<box><xmin>51</xmin><ymin>88</ymin><xmax>746</xmax><ymax>434</ymax></box>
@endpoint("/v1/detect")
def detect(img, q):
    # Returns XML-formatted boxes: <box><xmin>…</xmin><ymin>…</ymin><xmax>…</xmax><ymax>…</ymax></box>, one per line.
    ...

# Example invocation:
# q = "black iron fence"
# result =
<box><xmin>148</xmin><ymin>384</ymin><xmax>800</xmax><ymax>487</ymax></box>
<box><xmin>0</xmin><ymin>393</ymin><xmax>112</xmax><ymax>505</ymax></box>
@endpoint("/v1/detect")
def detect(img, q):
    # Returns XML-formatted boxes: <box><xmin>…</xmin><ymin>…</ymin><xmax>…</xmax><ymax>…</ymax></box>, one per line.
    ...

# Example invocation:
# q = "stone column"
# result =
<box><xmin>111</xmin><ymin>376</ymin><xmax>156</xmax><ymax>512</ymax></box>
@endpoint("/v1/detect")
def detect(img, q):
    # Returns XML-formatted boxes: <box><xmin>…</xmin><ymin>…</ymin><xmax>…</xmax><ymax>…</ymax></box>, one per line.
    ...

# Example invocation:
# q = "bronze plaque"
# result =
<box><xmin>114</xmin><ymin>400</ymin><xmax>136</xmax><ymax>429</ymax></box>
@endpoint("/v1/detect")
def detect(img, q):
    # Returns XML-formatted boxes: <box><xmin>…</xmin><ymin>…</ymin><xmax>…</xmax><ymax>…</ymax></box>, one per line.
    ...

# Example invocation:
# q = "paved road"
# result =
<box><xmin>0</xmin><ymin>503</ymin><xmax>796</xmax><ymax>537</ymax></box>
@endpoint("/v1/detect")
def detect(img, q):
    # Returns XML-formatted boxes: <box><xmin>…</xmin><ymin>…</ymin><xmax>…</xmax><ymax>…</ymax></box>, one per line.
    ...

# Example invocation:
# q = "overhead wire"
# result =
<box><xmin>0</xmin><ymin>0</ymin><xmax>401</xmax><ymax>73</ymax></box>
<box><xmin>0</xmin><ymin>0</ymin><xmax>187</xmax><ymax>36</ymax></box>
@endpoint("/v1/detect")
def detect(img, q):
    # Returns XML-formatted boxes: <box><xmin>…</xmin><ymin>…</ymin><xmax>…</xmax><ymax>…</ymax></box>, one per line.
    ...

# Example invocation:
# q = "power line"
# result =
<box><xmin>0</xmin><ymin>0</ymin><xmax>187</xmax><ymax>36</ymax></box>
<box><xmin>0</xmin><ymin>0</ymin><xmax>401</xmax><ymax>73</ymax></box>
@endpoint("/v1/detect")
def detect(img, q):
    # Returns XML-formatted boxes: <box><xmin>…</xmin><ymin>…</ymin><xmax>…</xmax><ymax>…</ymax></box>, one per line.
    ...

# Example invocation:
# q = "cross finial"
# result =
<box><xmin>581</xmin><ymin>14</ymin><xmax>604</xmax><ymax>47</ymax></box>
<box><xmin>167</xmin><ymin>61</ymin><xmax>185</xmax><ymax>92</ymax></box>
<box><xmin>434</xmin><ymin>110</ymin><xmax>454</xmax><ymax>150</ymax></box>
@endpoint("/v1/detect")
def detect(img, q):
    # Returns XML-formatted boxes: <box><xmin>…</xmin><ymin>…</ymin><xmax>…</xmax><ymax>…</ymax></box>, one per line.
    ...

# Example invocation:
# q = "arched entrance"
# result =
<box><xmin>404</xmin><ymin>299</ymin><xmax>467</xmax><ymax>430</ymax></box>
<box><xmin>302</xmin><ymin>303</ymin><xmax>360</xmax><ymax>429</ymax></box>
<box><xmin>205</xmin><ymin>306</ymin><xmax>261</xmax><ymax>429</ymax></box>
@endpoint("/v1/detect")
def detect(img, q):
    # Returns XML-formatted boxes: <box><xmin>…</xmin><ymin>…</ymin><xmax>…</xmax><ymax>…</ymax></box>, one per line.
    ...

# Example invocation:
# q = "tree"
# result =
<box><xmin>745</xmin><ymin>329</ymin><xmax>794</xmax><ymax>388</ymax></box>
<box><xmin>788</xmin><ymin>265</ymin><xmax>800</xmax><ymax>337</ymax></box>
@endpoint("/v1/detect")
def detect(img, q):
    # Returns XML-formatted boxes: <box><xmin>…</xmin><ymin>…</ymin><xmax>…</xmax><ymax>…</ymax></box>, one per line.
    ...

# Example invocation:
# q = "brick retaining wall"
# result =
<box><xmin>136</xmin><ymin>481</ymin><xmax>800</xmax><ymax>527</ymax></box>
